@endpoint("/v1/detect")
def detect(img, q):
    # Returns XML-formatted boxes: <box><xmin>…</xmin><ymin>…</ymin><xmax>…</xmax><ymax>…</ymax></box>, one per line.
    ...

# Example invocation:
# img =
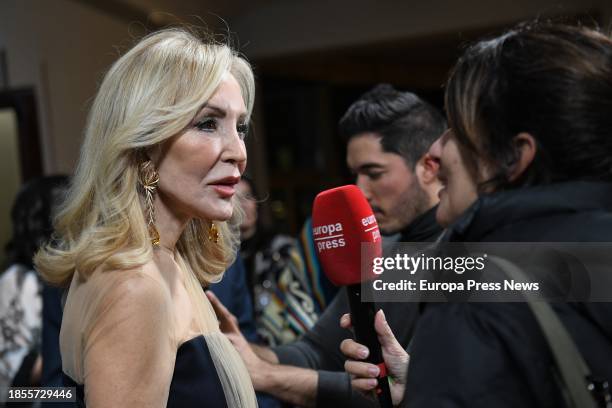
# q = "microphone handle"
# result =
<box><xmin>347</xmin><ymin>284</ymin><xmax>393</xmax><ymax>408</ymax></box>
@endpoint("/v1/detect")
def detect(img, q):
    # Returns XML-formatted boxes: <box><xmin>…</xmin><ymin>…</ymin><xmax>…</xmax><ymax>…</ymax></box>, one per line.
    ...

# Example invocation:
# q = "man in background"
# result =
<box><xmin>210</xmin><ymin>84</ymin><xmax>447</xmax><ymax>407</ymax></box>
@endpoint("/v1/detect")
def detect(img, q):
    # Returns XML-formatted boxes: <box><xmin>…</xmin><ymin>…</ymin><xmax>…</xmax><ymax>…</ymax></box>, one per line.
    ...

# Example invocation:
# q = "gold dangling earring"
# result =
<box><xmin>138</xmin><ymin>160</ymin><xmax>160</xmax><ymax>246</ymax></box>
<box><xmin>208</xmin><ymin>221</ymin><xmax>219</xmax><ymax>244</ymax></box>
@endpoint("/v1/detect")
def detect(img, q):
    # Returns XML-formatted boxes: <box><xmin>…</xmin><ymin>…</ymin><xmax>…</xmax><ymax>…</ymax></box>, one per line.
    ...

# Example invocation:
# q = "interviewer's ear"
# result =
<box><xmin>415</xmin><ymin>153</ymin><xmax>440</xmax><ymax>186</ymax></box>
<box><xmin>508</xmin><ymin>132</ymin><xmax>537</xmax><ymax>182</ymax></box>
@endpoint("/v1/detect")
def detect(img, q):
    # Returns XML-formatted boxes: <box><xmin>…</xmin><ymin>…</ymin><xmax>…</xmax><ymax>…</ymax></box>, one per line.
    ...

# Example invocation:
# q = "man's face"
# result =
<box><xmin>346</xmin><ymin>133</ymin><xmax>429</xmax><ymax>235</ymax></box>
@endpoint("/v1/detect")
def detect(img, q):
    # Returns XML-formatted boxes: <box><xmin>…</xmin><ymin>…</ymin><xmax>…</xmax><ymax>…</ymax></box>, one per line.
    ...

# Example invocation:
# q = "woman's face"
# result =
<box><xmin>156</xmin><ymin>73</ymin><xmax>248</xmax><ymax>222</ymax></box>
<box><xmin>428</xmin><ymin>129</ymin><xmax>481</xmax><ymax>227</ymax></box>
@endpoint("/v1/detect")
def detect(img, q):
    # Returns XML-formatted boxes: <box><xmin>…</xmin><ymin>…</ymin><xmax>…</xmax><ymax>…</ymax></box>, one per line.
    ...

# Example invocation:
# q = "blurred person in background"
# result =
<box><xmin>0</xmin><ymin>175</ymin><xmax>68</xmax><ymax>404</ymax></box>
<box><xmin>342</xmin><ymin>22</ymin><xmax>612</xmax><ymax>408</ymax></box>
<box><xmin>236</xmin><ymin>176</ymin><xmax>337</xmax><ymax>347</ymax></box>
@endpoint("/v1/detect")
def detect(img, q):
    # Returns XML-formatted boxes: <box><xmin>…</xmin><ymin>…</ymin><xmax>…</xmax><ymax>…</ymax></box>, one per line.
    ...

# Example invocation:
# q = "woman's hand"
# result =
<box><xmin>340</xmin><ymin>310</ymin><xmax>409</xmax><ymax>406</ymax></box>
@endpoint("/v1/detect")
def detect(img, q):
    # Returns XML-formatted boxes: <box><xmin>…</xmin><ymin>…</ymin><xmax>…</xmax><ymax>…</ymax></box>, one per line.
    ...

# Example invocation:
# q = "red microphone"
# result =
<box><xmin>312</xmin><ymin>185</ymin><xmax>392</xmax><ymax>408</ymax></box>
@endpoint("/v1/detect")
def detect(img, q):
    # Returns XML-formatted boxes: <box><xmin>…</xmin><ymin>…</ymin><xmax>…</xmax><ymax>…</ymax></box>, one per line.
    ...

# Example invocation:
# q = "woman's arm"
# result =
<box><xmin>82</xmin><ymin>273</ymin><xmax>175</xmax><ymax>407</ymax></box>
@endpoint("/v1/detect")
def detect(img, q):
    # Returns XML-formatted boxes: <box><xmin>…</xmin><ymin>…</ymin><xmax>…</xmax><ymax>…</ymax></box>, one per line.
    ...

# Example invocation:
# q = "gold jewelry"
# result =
<box><xmin>138</xmin><ymin>160</ymin><xmax>160</xmax><ymax>246</ymax></box>
<box><xmin>208</xmin><ymin>221</ymin><xmax>219</xmax><ymax>244</ymax></box>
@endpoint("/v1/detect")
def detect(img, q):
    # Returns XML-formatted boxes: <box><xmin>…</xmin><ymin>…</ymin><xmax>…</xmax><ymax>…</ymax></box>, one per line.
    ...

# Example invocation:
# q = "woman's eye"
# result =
<box><xmin>195</xmin><ymin>118</ymin><xmax>217</xmax><ymax>132</ymax></box>
<box><xmin>237</xmin><ymin>122</ymin><xmax>249</xmax><ymax>139</ymax></box>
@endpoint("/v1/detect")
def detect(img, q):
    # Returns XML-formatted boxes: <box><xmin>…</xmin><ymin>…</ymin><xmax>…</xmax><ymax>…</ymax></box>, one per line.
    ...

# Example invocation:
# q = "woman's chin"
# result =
<box><xmin>192</xmin><ymin>210</ymin><xmax>232</xmax><ymax>224</ymax></box>
<box><xmin>212</xmin><ymin>209</ymin><xmax>234</xmax><ymax>222</ymax></box>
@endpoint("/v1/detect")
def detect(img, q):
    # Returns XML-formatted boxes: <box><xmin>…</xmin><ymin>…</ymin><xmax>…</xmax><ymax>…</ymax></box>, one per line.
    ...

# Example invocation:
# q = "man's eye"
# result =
<box><xmin>195</xmin><ymin>118</ymin><xmax>217</xmax><ymax>132</ymax></box>
<box><xmin>237</xmin><ymin>122</ymin><xmax>249</xmax><ymax>140</ymax></box>
<box><xmin>367</xmin><ymin>172</ymin><xmax>383</xmax><ymax>180</ymax></box>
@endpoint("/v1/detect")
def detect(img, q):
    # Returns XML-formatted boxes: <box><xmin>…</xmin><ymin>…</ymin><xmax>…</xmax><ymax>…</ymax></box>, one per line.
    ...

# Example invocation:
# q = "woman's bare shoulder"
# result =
<box><xmin>61</xmin><ymin>260</ymin><xmax>175</xmax><ymax>359</ymax></box>
<box><xmin>104</xmin><ymin>261</ymin><xmax>170</xmax><ymax>306</ymax></box>
<box><xmin>68</xmin><ymin>260</ymin><xmax>172</xmax><ymax>318</ymax></box>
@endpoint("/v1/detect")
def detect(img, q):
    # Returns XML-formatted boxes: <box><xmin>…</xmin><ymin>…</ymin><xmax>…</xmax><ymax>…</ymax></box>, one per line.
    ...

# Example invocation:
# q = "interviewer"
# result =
<box><xmin>341</xmin><ymin>22</ymin><xmax>612</xmax><ymax>408</ymax></box>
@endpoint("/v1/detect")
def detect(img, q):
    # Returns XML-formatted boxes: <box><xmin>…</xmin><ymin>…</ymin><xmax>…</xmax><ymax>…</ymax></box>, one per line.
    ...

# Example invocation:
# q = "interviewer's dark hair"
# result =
<box><xmin>339</xmin><ymin>84</ymin><xmax>446</xmax><ymax>168</ymax></box>
<box><xmin>446</xmin><ymin>22</ymin><xmax>612</xmax><ymax>189</ymax></box>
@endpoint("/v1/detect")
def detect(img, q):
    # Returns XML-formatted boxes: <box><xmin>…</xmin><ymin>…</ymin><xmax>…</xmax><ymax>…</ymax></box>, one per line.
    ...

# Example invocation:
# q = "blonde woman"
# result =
<box><xmin>35</xmin><ymin>28</ymin><xmax>258</xmax><ymax>407</ymax></box>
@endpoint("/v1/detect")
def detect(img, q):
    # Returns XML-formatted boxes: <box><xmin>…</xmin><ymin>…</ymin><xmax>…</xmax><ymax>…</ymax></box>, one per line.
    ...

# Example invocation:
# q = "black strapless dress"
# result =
<box><xmin>63</xmin><ymin>335</ymin><xmax>228</xmax><ymax>407</ymax></box>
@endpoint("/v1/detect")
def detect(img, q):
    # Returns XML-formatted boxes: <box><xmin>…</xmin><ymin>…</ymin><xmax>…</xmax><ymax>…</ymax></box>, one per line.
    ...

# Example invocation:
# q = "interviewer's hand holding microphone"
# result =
<box><xmin>312</xmin><ymin>185</ymin><xmax>409</xmax><ymax>407</ymax></box>
<box><xmin>339</xmin><ymin>309</ymin><xmax>409</xmax><ymax>406</ymax></box>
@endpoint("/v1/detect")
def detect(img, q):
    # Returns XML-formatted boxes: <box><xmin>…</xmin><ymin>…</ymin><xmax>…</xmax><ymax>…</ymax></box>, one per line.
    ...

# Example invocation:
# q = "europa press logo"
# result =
<box><xmin>361</xmin><ymin>214</ymin><xmax>381</xmax><ymax>242</ymax></box>
<box><xmin>312</xmin><ymin>222</ymin><xmax>346</xmax><ymax>252</ymax></box>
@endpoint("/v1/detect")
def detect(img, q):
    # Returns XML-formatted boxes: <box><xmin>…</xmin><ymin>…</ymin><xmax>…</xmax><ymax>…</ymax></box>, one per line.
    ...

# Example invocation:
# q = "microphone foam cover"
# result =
<box><xmin>312</xmin><ymin>185</ymin><xmax>382</xmax><ymax>286</ymax></box>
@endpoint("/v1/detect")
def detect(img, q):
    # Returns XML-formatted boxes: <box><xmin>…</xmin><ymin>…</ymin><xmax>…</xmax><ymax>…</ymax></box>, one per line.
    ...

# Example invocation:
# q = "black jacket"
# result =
<box><xmin>403</xmin><ymin>182</ymin><xmax>612</xmax><ymax>408</ymax></box>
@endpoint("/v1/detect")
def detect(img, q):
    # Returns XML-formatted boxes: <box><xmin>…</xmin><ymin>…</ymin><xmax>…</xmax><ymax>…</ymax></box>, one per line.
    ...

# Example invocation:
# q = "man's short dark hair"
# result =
<box><xmin>338</xmin><ymin>84</ymin><xmax>446</xmax><ymax>167</ymax></box>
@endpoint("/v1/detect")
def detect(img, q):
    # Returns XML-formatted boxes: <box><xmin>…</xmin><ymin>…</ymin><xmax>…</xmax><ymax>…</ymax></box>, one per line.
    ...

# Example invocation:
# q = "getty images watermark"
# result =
<box><xmin>360</xmin><ymin>242</ymin><xmax>612</xmax><ymax>302</ymax></box>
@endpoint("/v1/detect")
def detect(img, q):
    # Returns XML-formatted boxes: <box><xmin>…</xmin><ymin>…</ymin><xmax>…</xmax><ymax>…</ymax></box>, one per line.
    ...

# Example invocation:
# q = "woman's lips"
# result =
<box><xmin>209</xmin><ymin>176</ymin><xmax>240</xmax><ymax>198</ymax></box>
<box><xmin>211</xmin><ymin>184</ymin><xmax>236</xmax><ymax>198</ymax></box>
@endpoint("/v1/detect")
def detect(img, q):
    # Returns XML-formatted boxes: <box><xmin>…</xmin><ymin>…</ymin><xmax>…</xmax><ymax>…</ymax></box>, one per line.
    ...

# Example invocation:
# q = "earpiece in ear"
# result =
<box><xmin>508</xmin><ymin>133</ymin><xmax>537</xmax><ymax>182</ymax></box>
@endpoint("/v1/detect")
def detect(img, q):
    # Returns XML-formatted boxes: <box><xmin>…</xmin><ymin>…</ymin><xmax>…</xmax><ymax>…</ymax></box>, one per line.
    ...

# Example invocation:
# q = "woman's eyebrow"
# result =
<box><xmin>201</xmin><ymin>105</ymin><xmax>226</xmax><ymax>116</ymax></box>
<box><xmin>200</xmin><ymin>104</ymin><xmax>248</xmax><ymax>119</ymax></box>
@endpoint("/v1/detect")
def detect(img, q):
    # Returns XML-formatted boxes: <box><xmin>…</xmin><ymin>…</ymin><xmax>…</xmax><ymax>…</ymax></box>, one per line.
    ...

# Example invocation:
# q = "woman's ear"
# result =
<box><xmin>146</xmin><ymin>144</ymin><xmax>164</xmax><ymax>166</ymax></box>
<box><xmin>508</xmin><ymin>132</ymin><xmax>537</xmax><ymax>182</ymax></box>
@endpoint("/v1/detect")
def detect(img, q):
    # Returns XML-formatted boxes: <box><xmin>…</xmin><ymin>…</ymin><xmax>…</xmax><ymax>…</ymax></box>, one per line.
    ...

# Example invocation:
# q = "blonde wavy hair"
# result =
<box><xmin>35</xmin><ymin>28</ymin><xmax>255</xmax><ymax>287</ymax></box>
